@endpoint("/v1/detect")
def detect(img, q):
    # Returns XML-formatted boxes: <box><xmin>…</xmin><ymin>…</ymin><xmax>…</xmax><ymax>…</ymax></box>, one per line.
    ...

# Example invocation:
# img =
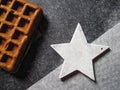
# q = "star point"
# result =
<box><xmin>51</xmin><ymin>23</ymin><xmax>109</xmax><ymax>81</ymax></box>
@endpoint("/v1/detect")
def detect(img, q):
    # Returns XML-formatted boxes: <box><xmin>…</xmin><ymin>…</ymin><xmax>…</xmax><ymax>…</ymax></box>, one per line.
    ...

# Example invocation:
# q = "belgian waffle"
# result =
<box><xmin>0</xmin><ymin>0</ymin><xmax>43</xmax><ymax>72</ymax></box>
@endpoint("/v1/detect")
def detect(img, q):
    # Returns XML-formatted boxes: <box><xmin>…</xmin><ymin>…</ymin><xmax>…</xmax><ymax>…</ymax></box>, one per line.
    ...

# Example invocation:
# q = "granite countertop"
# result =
<box><xmin>0</xmin><ymin>0</ymin><xmax>120</xmax><ymax>90</ymax></box>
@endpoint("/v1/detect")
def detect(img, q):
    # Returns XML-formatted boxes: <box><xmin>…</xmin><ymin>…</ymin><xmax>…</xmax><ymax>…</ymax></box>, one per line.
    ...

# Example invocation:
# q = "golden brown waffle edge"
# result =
<box><xmin>0</xmin><ymin>0</ymin><xmax>43</xmax><ymax>72</ymax></box>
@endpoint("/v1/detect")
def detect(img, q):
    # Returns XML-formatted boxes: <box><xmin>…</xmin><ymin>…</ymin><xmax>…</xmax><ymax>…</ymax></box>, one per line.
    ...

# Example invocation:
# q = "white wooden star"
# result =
<box><xmin>51</xmin><ymin>23</ymin><xmax>109</xmax><ymax>80</ymax></box>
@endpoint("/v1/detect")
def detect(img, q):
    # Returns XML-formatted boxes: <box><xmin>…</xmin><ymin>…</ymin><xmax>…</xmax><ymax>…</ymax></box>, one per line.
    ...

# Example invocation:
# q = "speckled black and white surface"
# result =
<box><xmin>28</xmin><ymin>22</ymin><xmax>120</xmax><ymax>90</ymax></box>
<box><xmin>0</xmin><ymin>0</ymin><xmax>120</xmax><ymax>90</ymax></box>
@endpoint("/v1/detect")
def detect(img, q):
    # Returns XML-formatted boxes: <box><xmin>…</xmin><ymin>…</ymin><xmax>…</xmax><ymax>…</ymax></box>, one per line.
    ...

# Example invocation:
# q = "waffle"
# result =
<box><xmin>0</xmin><ymin>0</ymin><xmax>43</xmax><ymax>72</ymax></box>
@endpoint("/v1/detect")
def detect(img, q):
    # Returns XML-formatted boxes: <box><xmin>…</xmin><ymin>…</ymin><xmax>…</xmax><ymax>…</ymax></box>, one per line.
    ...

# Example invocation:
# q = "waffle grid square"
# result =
<box><xmin>0</xmin><ymin>0</ymin><xmax>42</xmax><ymax>72</ymax></box>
